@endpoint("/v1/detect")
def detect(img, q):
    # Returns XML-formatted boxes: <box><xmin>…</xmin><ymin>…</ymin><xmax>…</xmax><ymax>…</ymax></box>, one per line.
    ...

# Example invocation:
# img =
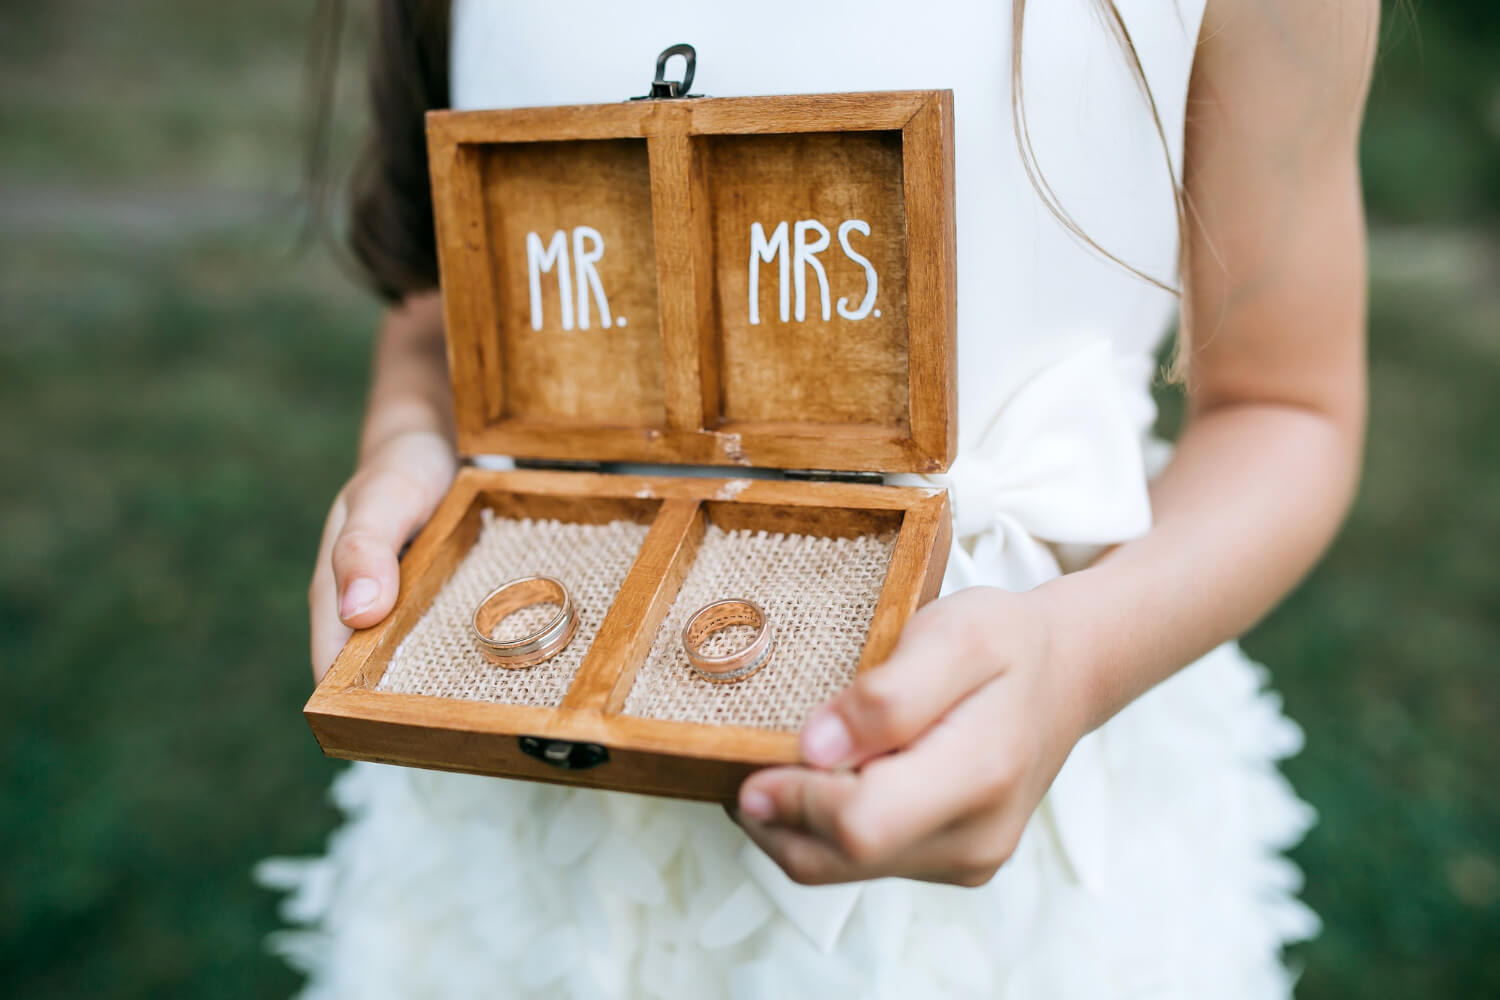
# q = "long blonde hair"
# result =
<box><xmin>1011</xmin><ymin>0</ymin><xmax>1192</xmax><ymax>382</ymax></box>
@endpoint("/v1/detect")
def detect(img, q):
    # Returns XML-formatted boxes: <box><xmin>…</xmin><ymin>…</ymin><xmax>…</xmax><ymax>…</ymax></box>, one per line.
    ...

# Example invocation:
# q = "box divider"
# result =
<box><xmin>427</xmin><ymin>130</ymin><xmax>506</xmax><ymax>442</ymax></box>
<box><xmin>308</xmin><ymin>688</ymin><xmax>802</xmax><ymax>792</ymax></box>
<box><xmin>559</xmin><ymin>498</ymin><xmax>706</xmax><ymax>713</ymax></box>
<box><xmin>899</xmin><ymin>92</ymin><xmax>958</xmax><ymax>468</ymax></box>
<box><xmin>649</xmin><ymin>127</ymin><xmax>721</xmax><ymax>433</ymax></box>
<box><xmin>855</xmin><ymin>490</ymin><xmax>952</xmax><ymax>673</ymax></box>
<box><xmin>602</xmin><ymin>714</ymin><xmax>801</xmax><ymax>764</ymax></box>
<box><xmin>686</xmin><ymin>91</ymin><xmax>930</xmax><ymax>135</ymax></box>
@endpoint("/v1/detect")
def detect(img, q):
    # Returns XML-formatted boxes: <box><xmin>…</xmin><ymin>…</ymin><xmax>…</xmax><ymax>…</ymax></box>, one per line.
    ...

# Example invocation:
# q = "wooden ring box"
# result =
<box><xmin>305</xmin><ymin>89</ymin><xmax>957</xmax><ymax>802</ymax></box>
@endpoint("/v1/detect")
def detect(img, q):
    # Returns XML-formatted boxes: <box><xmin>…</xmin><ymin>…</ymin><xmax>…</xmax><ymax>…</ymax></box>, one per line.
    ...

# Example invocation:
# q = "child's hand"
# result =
<box><xmin>308</xmin><ymin>428</ymin><xmax>457</xmax><ymax>681</ymax></box>
<box><xmin>729</xmin><ymin>586</ymin><xmax>1088</xmax><ymax>887</ymax></box>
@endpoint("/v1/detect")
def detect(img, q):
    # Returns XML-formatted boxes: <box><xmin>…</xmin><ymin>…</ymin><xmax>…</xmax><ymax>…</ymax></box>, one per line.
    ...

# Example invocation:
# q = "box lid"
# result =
<box><xmin>426</xmin><ymin>89</ymin><xmax>955</xmax><ymax>474</ymax></box>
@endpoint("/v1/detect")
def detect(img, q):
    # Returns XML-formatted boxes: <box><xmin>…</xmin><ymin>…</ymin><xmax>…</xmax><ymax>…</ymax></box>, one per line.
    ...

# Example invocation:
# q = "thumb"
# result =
<box><xmin>330</xmin><ymin>470</ymin><xmax>442</xmax><ymax>630</ymax></box>
<box><xmin>799</xmin><ymin>607</ymin><xmax>997</xmax><ymax>769</ymax></box>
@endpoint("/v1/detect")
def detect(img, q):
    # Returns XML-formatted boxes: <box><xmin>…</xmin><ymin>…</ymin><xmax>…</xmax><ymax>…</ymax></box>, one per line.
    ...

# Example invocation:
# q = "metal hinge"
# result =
<box><xmin>782</xmin><ymin>468</ymin><xmax>885</xmax><ymax>485</ymax></box>
<box><xmin>513</xmin><ymin>458</ymin><xmax>606</xmax><ymax>473</ymax></box>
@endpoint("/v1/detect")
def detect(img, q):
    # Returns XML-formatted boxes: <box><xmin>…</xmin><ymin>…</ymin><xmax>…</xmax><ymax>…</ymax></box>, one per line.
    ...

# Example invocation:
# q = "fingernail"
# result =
<box><xmin>340</xmin><ymin>577</ymin><xmax>380</xmax><ymax>619</ymax></box>
<box><xmin>740</xmin><ymin>788</ymin><xmax>774</xmax><ymax>820</ymax></box>
<box><xmin>802</xmin><ymin>711</ymin><xmax>852</xmax><ymax>767</ymax></box>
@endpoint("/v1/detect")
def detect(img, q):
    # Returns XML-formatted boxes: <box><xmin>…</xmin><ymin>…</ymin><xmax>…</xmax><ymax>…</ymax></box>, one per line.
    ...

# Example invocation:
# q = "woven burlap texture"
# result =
<box><xmin>377</xmin><ymin>510</ymin><xmax>649</xmax><ymax>706</ymax></box>
<box><xmin>623</xmin><ymin>525</ymin><xmax>896</xmax><ymax>731</ymax></box>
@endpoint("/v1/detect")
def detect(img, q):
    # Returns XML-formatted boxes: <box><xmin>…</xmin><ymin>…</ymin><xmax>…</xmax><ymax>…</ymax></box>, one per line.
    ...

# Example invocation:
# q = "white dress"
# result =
<box><xmin>258</xmin><ymin>2</ymin><xmax>1321</xmax><ymax>996</ymax></box>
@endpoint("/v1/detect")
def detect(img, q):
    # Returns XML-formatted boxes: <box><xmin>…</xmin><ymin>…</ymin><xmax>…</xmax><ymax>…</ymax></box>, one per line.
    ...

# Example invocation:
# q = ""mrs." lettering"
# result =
<box><xmin>748</xmin><ymin>219</ymin><xmax>878</xmax><ymax>325</ymax></box>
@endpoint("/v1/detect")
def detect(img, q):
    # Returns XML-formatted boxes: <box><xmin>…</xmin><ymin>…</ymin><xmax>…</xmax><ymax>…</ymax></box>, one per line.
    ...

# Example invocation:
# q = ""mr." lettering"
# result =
<box><xmin>526</xmin><ymin>226</ymin><xmax>617</xmax><ymax>331</ymax></box>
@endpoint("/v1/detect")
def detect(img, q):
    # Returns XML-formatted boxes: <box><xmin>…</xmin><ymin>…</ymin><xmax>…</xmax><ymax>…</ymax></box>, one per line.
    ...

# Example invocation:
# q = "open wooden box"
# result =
<box><xmin>305</xmin><ymin>89</ymin><xmax>957</xmax><ymax>802</ymax></box>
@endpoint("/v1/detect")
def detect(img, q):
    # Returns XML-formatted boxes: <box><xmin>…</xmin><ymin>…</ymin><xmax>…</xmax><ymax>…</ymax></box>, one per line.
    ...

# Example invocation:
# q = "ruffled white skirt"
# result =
<box><xmin>257</xmin><ymin>636</ymin><xmax>1317</xmax><ymax>999</ymax></box>
<box><xmin>260</xmin><ymin>348</ymin><xmax>1319</xmax><ymax>997</ymax></box>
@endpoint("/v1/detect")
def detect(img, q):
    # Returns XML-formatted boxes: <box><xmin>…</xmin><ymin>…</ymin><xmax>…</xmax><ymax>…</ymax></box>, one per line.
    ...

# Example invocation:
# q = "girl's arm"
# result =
<box><xmin>1050</xmin><ymin>0</ymin><xmax>1376</xmax><ymax>731</ymax></box>
<box><xmin>733</xmin><ymin>0</ymin><xmax>1379</xmax><ymax>886</ymax></box>
<box><xmin>309</xmin><ymin>290</ymin><xmax>457</xmax><ymax>679</ymax></box>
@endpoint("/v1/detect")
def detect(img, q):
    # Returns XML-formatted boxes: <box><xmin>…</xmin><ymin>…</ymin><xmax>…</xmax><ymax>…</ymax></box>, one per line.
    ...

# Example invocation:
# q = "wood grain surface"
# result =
<box><xmin>318</xmin><ymin>90</ymin><xmax>959</xmax><ymax>800</ymax></box>
<box><xmin>306</xmin><ymin>466</ymin><xmax>952</xmax><ymax>801</ymax></box>
<box><xmin>426</xmin><ymin>89</ymin><xmax>957</xmax><ymax>474</ymax></box>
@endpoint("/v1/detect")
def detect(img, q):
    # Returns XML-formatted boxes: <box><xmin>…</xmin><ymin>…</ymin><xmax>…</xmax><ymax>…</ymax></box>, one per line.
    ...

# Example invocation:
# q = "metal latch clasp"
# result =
<box><xmin>518</xmin><ymin>735</ymin><xmax>610</xmax><ymax>770</ymax></box>
<box><xmin>631</xmin><ymin>43</ymin><xmax>701</xmax><ymax>100</ymax></box>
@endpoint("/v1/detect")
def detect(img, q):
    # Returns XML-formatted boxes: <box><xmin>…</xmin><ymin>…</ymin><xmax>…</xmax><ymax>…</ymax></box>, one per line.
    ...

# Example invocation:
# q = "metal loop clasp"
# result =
<box><xmin>518</xmin><ymin>736</ymin><xmax>610</xmax><ymax>770</ymax></box>
<box><xmin>632</xmin><ymin>43</ymin><xmax>699</xmax><ymax>100</ymax></box>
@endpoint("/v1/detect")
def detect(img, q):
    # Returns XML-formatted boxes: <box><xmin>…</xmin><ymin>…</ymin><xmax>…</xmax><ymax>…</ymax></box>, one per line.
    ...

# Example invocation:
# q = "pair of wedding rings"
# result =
<box><xmin>470</xmin><ymin>576</ymin><xmax>774</xmax><ymax>683</ymax></box>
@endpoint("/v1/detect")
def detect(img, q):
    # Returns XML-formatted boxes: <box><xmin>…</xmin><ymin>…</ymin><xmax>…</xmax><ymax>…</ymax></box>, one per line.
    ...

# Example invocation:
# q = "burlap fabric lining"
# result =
<box><xmin>376</xmin><ymin>510</ymin><xmax>649</xmax><ymax>706</ymax></box>
<box><xmin>623</xmin><ymin>525</ymin><xmax>897</xmax><ymax>730</ymax></box>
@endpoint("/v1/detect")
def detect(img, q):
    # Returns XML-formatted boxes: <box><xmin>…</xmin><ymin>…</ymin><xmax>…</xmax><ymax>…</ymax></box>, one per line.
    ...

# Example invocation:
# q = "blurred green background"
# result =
<box><xmin>1</xmin><ymin>1</ymin><xmax>1495</xmax><ymax>996</ymax></box>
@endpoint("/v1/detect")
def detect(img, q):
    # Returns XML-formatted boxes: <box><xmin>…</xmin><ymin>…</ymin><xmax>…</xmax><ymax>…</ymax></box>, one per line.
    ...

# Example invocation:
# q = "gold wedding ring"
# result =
<box><xmin>681</xmin><ymin>598</ymin><xmax>773</xmax><ymax>684</ymax></box>
<box><xmin>471</xmin><ymin>576</ymin><xmax>578</xmax><ymax>668</ymax></box>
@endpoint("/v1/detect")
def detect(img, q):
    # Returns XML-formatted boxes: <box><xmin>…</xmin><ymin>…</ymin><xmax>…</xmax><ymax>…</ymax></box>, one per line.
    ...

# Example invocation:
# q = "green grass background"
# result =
<box><xmin>1</xmin><ymin>2</ymin><xmax>1496</xmax><ymax>996</ymax></box>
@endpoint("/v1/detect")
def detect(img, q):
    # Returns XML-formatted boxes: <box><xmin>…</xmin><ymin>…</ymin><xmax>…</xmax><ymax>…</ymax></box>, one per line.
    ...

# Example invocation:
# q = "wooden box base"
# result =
<box><xmin>306</xmin><ymin>466</ymin><xmax>950</xmax><ymax>802</ymax></box>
